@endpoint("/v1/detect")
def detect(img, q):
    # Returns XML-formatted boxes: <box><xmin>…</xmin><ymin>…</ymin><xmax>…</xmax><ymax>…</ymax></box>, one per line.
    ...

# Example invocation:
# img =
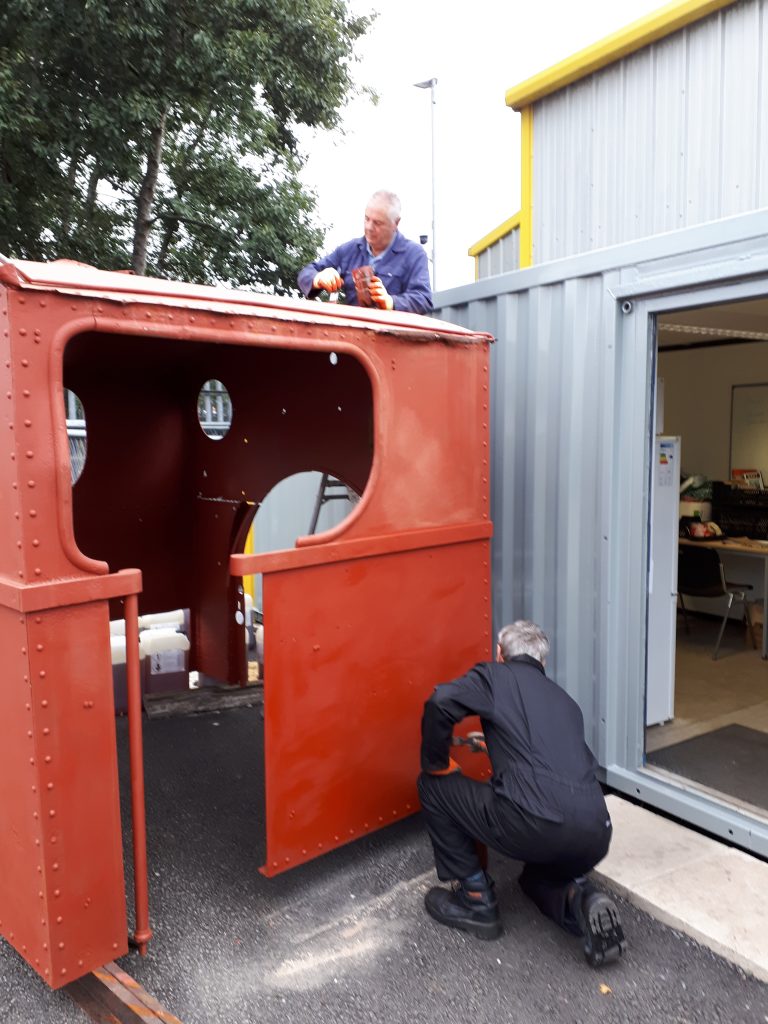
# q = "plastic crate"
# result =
<box><xmin>712</xmin><ymin>482</ymin><xmax>768</xmax><ymax>538</ymax></box>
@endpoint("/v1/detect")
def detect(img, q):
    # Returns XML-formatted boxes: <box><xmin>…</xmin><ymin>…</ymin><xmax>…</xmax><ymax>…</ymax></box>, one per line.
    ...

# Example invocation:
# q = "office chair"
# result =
<box><xmin>677</xmin><ymin>545</ymin><xmax>757</xmax><ymax>660</ymax></box>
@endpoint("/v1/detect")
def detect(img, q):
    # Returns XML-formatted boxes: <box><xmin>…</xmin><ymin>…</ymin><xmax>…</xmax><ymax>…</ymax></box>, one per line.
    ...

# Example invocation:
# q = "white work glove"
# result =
<box><xmin>313</xmin><ymin>268</ymin><xmax>343</xmax><ymax>293</ymax></box>
<box><xmin>368</xmin><ymin>276</ymin><xmax>394</xmax><ymax>311</ymax></box>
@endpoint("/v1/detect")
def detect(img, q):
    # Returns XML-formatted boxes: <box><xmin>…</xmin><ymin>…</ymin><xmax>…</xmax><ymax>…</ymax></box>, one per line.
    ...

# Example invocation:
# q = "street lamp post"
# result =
<box><xmin>414</xmin><ymin>77</ymin><xmax>437</xmax><ymax>291</ymax></box>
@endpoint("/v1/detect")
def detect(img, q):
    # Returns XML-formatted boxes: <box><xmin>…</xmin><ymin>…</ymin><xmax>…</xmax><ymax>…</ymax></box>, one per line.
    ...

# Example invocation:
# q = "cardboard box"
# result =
<box><xmin>110</xmin><ymin>634</ymin><xmax>146</xmax><ymax>715</ymax></box>
<box><xmin>141</xmin><ymin>627</ymin><xmax>190</xmax><ymax>697</ymax></box>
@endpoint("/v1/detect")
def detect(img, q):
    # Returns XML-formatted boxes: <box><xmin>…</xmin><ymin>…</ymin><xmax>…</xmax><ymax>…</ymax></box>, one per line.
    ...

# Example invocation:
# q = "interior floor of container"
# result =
<box><xmin>647</xmin><ymin>611</ymin><xmax>768</xmax><ymax>754</ymax></box>
<box><xmin>645</xmin><ymin>611</ymin><xmax>768</xmax><ymax>820</ymax></box>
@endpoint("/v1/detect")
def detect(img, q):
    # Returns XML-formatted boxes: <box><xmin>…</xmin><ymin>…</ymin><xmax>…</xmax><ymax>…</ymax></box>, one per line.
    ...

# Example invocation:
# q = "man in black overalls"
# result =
<box><xmin>418</xmin><ymin>620</ymin><xmax>626</xmax><ymax>967</ymax></box>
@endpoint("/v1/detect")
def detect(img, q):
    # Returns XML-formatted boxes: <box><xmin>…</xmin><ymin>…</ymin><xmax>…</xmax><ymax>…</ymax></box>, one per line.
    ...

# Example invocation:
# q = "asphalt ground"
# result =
<box><xmin>2</xmin><ymin>704</ymin><xmax>768</xmax><ymax>1024</ymax></box>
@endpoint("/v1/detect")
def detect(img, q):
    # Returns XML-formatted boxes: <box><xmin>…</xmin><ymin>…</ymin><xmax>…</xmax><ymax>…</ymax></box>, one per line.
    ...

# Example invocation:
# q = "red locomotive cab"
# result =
<box><xmin>0</xmin><ymin>256</ymin><xmax>493</xmax><ymax>987</ymax></box>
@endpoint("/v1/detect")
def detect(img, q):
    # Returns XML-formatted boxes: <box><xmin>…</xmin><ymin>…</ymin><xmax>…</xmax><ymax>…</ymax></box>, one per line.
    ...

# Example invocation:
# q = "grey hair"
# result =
<box><xmin>368</xmin><ymin>190</ymin><xmax>401</xmax><ymax>223</ymax></box>
<box><xmin>497</xmin><ymin>621</ymin><xmax>549</xmax><ymax>665</ymax></box>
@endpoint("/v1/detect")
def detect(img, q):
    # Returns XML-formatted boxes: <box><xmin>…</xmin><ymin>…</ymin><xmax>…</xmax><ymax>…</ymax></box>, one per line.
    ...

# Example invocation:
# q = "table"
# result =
<box><xmin>680</xmin><ymin>537</ymin><xmax>768</xmax><ymax>658</ymax></box>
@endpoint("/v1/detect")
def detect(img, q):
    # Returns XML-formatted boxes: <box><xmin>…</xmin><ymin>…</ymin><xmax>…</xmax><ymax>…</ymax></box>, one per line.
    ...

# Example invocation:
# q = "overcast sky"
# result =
<box><xmin>299</xmin><ymin>0</ymin><xmax>667</xmax><ymax>291</ymax></box>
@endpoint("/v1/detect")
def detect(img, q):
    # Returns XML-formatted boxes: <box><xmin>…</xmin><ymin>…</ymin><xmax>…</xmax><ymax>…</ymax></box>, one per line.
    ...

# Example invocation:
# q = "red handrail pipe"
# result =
<box><xmin>124</xmin><ymin>593</ymin><xmax>153</xmax><ymax>955</ymax></box>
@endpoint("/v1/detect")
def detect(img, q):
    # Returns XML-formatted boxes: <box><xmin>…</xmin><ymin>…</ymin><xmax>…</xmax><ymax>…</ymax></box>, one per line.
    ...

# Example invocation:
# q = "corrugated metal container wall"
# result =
<box><xmin>477</xmin><ymin>225</ymin><xmax>521</xmax><ymax>279</ymax></box>
<box><xmin>437</xmin><ymin>278</ymin><xmax>616</xmax><ymax>757</ymax></box>
<box><xmin>435</xmin><ymin>211</ymin><xmax>768</xmax><ymax>841</ymax></box>
<box><xmin>533</xmin><ymin>0</ymin><xmax>768</xmax><ymax>263</ymax></box>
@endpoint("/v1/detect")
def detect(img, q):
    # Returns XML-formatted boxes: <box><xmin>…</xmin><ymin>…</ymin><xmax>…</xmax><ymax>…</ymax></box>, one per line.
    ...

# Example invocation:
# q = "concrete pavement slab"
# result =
<box><xmin>597</xmin><ymin>794</ymin><xmax>768</xmax><ymax>982</ymax></box>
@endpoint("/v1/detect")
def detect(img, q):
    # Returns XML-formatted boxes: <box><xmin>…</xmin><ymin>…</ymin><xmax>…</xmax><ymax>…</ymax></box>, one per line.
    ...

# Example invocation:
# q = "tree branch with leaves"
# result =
<box><xmin>0</xmin><ymin>0</ymin><xmax>373</xmax><ymax>292</ymax></box>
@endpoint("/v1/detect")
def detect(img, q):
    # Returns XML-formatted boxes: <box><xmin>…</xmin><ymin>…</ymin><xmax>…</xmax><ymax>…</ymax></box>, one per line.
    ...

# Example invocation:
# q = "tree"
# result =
<box><xmin>0</xmin><ymin>0</ymin><xmax>371</xmax><ymax>291</ymax></box>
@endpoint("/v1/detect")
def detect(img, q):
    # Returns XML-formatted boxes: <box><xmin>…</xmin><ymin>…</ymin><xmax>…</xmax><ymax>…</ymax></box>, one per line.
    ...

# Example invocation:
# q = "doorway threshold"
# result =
<box><xmin>642</xmin><ymin>762</ymin><xmax>768</xmax><ymax>826</ymax></box>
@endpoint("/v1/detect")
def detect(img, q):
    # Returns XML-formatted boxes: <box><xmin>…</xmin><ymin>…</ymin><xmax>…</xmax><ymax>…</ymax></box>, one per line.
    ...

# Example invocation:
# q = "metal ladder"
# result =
<box><xmin>308</xmin><ymin>473</ymin><xmax>356</xmax><ymax>534</ymax></box>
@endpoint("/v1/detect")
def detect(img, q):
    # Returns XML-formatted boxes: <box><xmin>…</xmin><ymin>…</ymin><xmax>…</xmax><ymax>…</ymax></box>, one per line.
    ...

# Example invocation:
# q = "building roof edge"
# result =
<box><xmin>505</xmin><ymin>0</ymin><xmax>736</xmax><ymax>110</ymax></box>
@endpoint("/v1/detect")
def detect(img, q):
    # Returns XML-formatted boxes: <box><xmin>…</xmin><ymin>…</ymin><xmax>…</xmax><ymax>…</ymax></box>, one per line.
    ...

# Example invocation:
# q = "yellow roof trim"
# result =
<box><xmin>468</xmin><ymin>212</ymin><xmax>521</xmax><ymax>257</ymax></box>
<box><xmin>505</xmin><ymin>0</ymin><xmax>737</xmax><ymax>110</ymax></box>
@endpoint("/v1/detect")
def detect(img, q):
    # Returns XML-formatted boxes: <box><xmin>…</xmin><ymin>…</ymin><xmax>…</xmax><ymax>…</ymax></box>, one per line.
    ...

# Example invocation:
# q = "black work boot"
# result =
<box><xmin>570</xmin><ymin>882</ymin><xmax>626</xmax><ymax>967</ymax></box>
<box><xmin>424</xmin><ymin>874</ymin><xmax>502</xmax><ymax>940</ymax></box>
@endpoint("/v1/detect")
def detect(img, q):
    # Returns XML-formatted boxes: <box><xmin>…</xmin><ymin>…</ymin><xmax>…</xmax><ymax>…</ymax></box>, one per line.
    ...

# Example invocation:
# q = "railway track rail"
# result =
<box><xmin>65</xmin><ymin>961</ymin><xmax>183</xmax><ymax>1024</ymax></box>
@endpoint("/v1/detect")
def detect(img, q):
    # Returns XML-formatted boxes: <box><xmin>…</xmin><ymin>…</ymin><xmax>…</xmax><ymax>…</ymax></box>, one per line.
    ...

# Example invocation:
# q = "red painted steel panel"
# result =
<box><xmin>0</xmin><ymin>603</ymin><xmax>127</xmax><ymax>988</ymax></box>
<box><xmin>0</xmin><ymin>605</ymin><xmax>52</xmax><ymax>979</ymax></box>
<box><xmin>260</xmin><ymin>539</ymin><xmax>492</xmax><ymax>877</ymax></box>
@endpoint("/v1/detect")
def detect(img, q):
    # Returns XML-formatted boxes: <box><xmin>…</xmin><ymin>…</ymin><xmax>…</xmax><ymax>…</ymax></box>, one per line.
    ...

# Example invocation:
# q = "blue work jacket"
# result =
<box><xmin>297</xmin><ymin>232</ymin><xmax>433</xmax><ymax>315</ymax></box>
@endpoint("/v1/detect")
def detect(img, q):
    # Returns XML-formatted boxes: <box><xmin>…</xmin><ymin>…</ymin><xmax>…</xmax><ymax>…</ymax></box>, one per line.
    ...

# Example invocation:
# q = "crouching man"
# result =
<box><xmin>418</xmin><ymin>620</ymin><xmax>626</xmax><ymax>967</ymax></box>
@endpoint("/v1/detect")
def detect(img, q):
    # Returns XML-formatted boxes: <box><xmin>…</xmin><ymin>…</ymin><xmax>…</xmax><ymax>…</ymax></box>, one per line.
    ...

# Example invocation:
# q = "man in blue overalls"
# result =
<box><xmin>297</xmin><ymin>190</ymin><xmax>432</xmax><ymax>315</ymax></box>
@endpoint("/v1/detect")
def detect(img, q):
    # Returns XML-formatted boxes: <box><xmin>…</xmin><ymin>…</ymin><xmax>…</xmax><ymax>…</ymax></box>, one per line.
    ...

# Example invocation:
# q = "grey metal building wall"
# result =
<box><xmin>533</xmin><ymin>0</ymin><xmax>768</xmax><ymax>262</ymax></box>
<box><xmin>436</xmin><ymin>276</ymin><xmax>615</xmax><ymax>758</ymax></box>
<box><xmin>434</xmin><ymin>210</ymin><xmax>768</xmax><ymax>856</ymax></box>
<box><xmin>477</xmin><ymin>224</ymin><xmax>520</xmax><ymax>279</ymax></box>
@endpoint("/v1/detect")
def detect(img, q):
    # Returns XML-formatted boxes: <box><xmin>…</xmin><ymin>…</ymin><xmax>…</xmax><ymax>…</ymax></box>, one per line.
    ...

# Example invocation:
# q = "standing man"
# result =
<box><xmin>297</xmin><ymin>190</ymin><xmax>433</xmax><ymax>315</ymax></box>
<box><xmin>418</xmin><ymin>621</ymin><xmax>626</xmax><ymax>967</ymax></box>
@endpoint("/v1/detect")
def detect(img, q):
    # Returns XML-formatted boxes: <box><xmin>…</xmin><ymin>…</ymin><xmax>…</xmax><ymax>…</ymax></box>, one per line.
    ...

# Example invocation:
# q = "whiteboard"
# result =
<box><xmin>730</xmin><ymin>383</ymin><xmax>768</xmax><ymax>482</ymax></box>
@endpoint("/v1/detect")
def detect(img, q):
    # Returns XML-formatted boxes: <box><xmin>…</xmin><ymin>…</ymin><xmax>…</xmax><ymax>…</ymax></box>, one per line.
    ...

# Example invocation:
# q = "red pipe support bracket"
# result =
<box><xmin>124</xmin><ymin>593</ymin><xmax>153</xmax><ymax>955</ymax></box>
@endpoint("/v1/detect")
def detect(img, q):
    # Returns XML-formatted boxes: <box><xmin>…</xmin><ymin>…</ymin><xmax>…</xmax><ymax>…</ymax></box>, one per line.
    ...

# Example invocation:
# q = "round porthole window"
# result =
<box><xmin>197</xmin><ymin>379</ymin><xmax>232</xmax><ymax>440</ymax></box>
<box><xmin>64</xmin><ymin>388</ymin><xmax>87</xmax><ymax>483</ymax></box>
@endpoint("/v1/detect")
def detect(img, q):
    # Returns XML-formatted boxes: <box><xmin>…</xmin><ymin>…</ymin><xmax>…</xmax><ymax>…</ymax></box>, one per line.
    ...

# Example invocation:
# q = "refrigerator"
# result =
<box><xmin>646</xmin><ymin>436</ymin><xmax>680</xmax><ymax>726</ymax></box>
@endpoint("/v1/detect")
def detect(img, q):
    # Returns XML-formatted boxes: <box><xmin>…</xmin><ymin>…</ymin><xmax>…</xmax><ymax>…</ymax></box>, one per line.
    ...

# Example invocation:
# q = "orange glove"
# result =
<box><xmin>368</xmin><ymin>276</ymin><xmax>394</xmax><ymax>311</ymax></box>
<box><xmin>313</xmin><ymin>268</ymin><xmax>343</xmax><ymax>293</ymax></box>
<box><xmin>428</xmin><ymin>756</ymin><xmax>461</xmax><ymax>777</ymax></box>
